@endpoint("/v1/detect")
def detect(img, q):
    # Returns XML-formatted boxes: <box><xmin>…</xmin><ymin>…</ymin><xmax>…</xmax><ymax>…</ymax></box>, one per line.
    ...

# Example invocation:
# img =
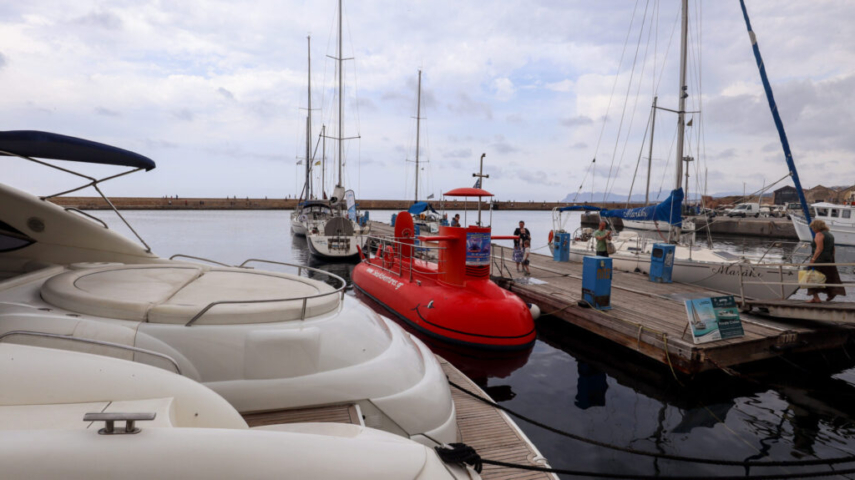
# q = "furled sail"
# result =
<box><xmin>600</xmin><ymin>188</ymin><xmax>684</xmax><ymax>226</ymax></box>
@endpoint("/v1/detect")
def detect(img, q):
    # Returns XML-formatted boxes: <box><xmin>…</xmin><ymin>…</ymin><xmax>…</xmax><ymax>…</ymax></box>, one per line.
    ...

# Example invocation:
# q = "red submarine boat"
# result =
<box><xmin>352</xmin><ymin>188</ymin><xmax>537</xmax><ymax>350</ymax></box>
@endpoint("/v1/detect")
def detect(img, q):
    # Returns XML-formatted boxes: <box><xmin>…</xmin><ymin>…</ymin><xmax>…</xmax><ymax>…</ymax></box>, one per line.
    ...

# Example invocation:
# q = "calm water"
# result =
<box><xmin>93</xmin><ymin>209</ymin><xmax>855</xmax><ymax>479</ymax></box>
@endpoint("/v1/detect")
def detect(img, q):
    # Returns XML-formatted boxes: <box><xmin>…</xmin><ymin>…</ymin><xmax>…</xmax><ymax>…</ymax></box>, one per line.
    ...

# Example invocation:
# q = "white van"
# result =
<box><xmin>726</xmin><ymin>203</ymin><xmax>761</xmax><ymax>218</ymax></box>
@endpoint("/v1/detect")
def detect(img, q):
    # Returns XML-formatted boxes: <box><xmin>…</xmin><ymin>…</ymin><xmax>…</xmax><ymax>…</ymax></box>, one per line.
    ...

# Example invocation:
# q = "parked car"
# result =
<box><xmin>727</xmin><ymin>203</ymin><xmax>761</xmax><ymax>218</ymax></box>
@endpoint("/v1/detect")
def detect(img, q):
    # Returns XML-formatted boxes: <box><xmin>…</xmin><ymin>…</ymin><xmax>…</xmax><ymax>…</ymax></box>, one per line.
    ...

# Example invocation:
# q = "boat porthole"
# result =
<box><xmin>27</xmin><ymin>217</ymin><xmax>45</xmax><ymax>233</ymax></box>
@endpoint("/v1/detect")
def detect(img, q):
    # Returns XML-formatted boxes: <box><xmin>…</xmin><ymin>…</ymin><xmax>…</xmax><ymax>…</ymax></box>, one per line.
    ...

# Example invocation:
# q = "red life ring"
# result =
<box><xmin>548</xmin><ymin>230</ymin><xmax>554</xmax><ymax>243</ymax></box>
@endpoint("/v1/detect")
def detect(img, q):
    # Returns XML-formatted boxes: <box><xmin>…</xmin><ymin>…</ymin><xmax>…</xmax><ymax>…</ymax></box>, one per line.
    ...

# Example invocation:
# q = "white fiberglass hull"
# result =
<box><xmin>307</xmin><ymin>234</ymin><xmax>361</xmax><ymax>260</ymax></box>
<box><xmin>569</xmin><ymin>239</ymin><xmax>799</xmax><ymax>301</ymax></box>
<box><xmin>290</xmin><ymin>218</ymin><xmax>309</xmax><ymax>236</ymax></box>
<box><xmin>622</xmin><ymin>219</ymin><xmax>696</xmax><ymax>233</ymax></box>
<box><xmin>792</xmin><ymin>214</ymin><xmax>855</xmax><ymax>246</ymax></box>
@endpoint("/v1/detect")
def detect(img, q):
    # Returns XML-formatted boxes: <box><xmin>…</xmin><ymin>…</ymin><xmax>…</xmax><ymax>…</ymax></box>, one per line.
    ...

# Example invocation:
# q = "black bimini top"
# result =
<box><xmin>0</xmin><ymin>130</ymin><xmax>156</xmax><ymax>171</ymax></box>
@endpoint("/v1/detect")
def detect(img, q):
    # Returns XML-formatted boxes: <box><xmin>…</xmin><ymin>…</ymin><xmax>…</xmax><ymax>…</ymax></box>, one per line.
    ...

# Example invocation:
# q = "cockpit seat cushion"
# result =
<box><xmin>40</xmin><ymin>264</ymin><xmax>340</xmax><ymax>324</ymax></box>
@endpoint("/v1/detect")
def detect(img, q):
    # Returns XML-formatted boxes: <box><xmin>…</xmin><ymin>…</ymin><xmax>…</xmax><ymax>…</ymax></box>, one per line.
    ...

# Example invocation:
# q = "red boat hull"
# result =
<box><xmin>352</xmin><ymin>260</ymin><xmax>536</xmax><ymax>350</ymax></box>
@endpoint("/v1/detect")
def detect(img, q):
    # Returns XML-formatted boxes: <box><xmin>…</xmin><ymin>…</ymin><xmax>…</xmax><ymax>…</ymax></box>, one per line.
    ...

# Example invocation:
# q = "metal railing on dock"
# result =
<box><xmin>737</xmin><ymin>261</ymin><xmax>855</xmax><ymax>304</ymax></box>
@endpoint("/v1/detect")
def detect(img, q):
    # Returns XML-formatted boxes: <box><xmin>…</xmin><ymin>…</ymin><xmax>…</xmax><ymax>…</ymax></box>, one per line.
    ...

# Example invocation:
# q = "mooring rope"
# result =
<box><xmin>447</xmin><ymin>380</ymin><xmax>855</xmax><ymax>469</ymax></box>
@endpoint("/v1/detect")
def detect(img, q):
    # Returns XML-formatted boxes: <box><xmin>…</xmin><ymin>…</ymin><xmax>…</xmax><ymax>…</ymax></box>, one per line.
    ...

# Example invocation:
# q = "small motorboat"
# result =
<box><xmin>352</xmin><ymin>187</ymin><xmax>537</xmax><ymax>350</ymax></box>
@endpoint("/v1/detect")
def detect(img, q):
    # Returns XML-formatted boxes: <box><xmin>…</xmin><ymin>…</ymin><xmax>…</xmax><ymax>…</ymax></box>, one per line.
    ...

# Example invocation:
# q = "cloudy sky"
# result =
<box><xmin>2</xmin><ymin>0</ymin><xmax>853</xmax><ymax>202</ymax></box>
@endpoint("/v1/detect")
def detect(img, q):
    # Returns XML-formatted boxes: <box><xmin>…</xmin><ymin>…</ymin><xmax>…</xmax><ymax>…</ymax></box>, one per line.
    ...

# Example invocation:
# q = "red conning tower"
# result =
<box><xmin>352</xmin><ymin>188</ymin><xmax>536</xmax><ymax>350</ymax></box>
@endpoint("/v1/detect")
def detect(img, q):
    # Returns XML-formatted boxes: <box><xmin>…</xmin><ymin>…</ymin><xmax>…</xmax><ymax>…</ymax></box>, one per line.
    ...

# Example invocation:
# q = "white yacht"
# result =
<box><xmin>305</xmin><ymin>0</ymin><xmax>367</xmax><ymax>261</ymax></box>
<box><xmin>0</xmin><ymin>130</ymin><xmax>457</xmax><ymax>446</ymax></box>
<box><xmin>792</xmin><ymin>202</ymin><xmax>855</xmax><ymax>246</ymax></box>
<box><xmin>0</xmin><ymin>343</ymin><xmax>474</xmax><ymax>479</ymax></box>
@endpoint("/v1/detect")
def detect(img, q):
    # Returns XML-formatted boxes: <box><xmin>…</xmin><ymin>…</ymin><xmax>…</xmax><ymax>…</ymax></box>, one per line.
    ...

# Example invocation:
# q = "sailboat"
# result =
<box><xmin>621</xmin><ymin>96</ymin><xmax>696</xmax><ymax>233</ymax></box>
<box><xmin>406</xmin><ymin>70</ymin><xmax>443</xmax><ymax>234</ymax></box>
<box><xmin>563</xmin><ymin>0</ymin><xmax>801</xmax><ymax>301</ymax></box>
<box><xmin>305</xmin><ymin>0</ymin><xmax>367</xmax><ymax>260</ymax></box>
<box><xmin>290</xmin><ymin>36</ymin><xmax>329</xmax><ymax>237</ymax></box>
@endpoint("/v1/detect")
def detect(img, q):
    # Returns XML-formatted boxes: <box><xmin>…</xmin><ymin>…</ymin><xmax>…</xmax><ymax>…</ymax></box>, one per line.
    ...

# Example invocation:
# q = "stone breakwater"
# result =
<box><xmin>48</xmin><ymin>197</ymin><xmax>640</xmax><ymax>212</ymax></box>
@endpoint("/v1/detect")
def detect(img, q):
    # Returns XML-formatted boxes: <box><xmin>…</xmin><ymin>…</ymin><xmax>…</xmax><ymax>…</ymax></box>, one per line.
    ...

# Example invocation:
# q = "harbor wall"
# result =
<box><xmin>47</xmin><ymin>197</ymin><xmax>638</xmax><ymax>212</ymax></box>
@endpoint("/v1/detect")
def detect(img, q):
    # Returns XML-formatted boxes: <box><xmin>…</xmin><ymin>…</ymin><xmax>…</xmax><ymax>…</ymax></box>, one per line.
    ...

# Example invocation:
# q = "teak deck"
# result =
<box><xmin>242</xmin><ymin>355</ymin><xmax>555</xmax><ymax>480</ymax></box>
<box><xmin>491</xmin><ymin>245</ymin><xmax>855</xmax><ymax>374</ymax></box>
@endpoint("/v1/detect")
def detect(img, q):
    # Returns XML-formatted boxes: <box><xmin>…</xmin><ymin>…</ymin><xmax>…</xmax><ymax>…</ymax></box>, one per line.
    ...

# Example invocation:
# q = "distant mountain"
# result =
<box><xmin>561</xmin><ymin>190</ymin><xmax>771</xmax><ymax>203</ymax></box>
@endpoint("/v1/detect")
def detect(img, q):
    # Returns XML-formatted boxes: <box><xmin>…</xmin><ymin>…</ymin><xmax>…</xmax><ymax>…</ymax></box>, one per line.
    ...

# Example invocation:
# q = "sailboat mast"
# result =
<box><xmin>645</xmin><ymin>96</ymin><xmax>658</xmax><ymax>206</ymax></box>
<box><xmin>415</xmin><ymin>69</ymin><xmax>422</xmax><ymax>203</ymax></box>
<box><xmin>321</xmin><ymin>125</ymin><xmax>326</xmax><ymax>196</ymax></box>
<box><xmin>669</xmin><ymin>0</ymin><xmax>689</xmax><ymax>243</ymax></box>
<box><xmin>337</xmin><ymin>0</ymin><xmax>343</xmax><ymax>188</ymax></box>
<box><xmin>738</xmin><ymin>0</ymin><xmax>813</xmax><ymax>229</ymax></box>
<box><xmin>304</xmin><ymin>36</ymin><xmax>313</xmax><ymax>200</ymax></box>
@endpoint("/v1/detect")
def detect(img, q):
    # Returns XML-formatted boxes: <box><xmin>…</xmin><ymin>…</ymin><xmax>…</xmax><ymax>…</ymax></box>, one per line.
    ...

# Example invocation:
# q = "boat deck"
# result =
<box><xmin>491</xmin><ymin>245</ymin><xmax>855</xmax><ymax>374</ymax></box>
<box><xmin>242</xmin><ymin>355</ymin><xmax>554</xmax><ymax>480</ymax></box>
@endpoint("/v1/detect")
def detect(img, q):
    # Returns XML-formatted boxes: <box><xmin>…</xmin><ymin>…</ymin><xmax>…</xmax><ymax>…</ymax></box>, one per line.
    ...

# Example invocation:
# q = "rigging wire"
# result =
<box><xmin>606</xmin><ymin>0</ymin><xmax>657</xmax><ymax>203</ymax></box>
<box><xmin>573</xmin><ymin>0</ymin><xmax>642</xmax><ymax>204</ymax></box>
<box><xmin>602</xmin><ymin>0</ymin><xmax>651</xmax><ymax>203</ymax></box>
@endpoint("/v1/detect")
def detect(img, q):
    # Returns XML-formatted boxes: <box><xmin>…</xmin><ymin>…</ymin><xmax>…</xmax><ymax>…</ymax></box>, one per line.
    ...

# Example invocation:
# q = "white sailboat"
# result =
<box><xmin>291</xmin><ymin>36</ymin><xmax>325</xmax><ymax>237</ymax></box>
<box><xmin>563</xmin><ymin>0</ymin><xmax>800</xmax><ymax>301</ymax></box>
<box><xmin>306</xmin><ymin>0</ymin><xmax>367</xmax><ymax>260</ymax></box>
<box><xmin>0</xmin><ymin>131</ymin><xmax>458</xmax><ymax>446</ymax></box>
<box><xmin>407</xmin><ymin>69</ymin><xmax>443</xmax><ymax>234</ymax></box>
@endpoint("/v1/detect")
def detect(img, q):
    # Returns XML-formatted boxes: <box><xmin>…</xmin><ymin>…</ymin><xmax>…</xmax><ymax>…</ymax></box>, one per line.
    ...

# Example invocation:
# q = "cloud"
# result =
<box><xmin>561</xmin><ymin>115</ymin><xmax>593</xmax><ymax>127</ymax></box>
<box><xmin>94</xmin><ymin>107</ymin><xmax>121</xmax><ymax>117</ymax></box>
<box><xmin>0</xmin><ymin>52</ymin><xmax>6</xmax><ymax>70</ymax></box>
<box><xmin>491</xmin><ymin>135</ymin><xmax>518</xmax><ymax>154</ymax></box>
<box><xmin>506</xmin><ymin>113</ymin><xmax>524</xmax><ymax>124</ymax></box>
<box><xmin>443</xmin><ymin>148</ymin><xmax>472</xmax><ymax>159</ymax></box>
<box><xmin>145</xmin><ymin>139</ymin><xmax>179</xmax><ymax>149</ymax></box>
<box><xmin>545</xmin><ymin>79</ymin><xmax>575</xmax><ymax>92</ymax></box>
<box><xmin>446</xmin><ymin>93</ymin><xmax>492</xmax><ymax>120</ymax></box>
<box><xmin>217</xmin><ymin>87</ymin><xmax>235</xmax><ymax>100</ymax></box>
<box><xmin>172</xmin><ymin>109</ymin><xmax>195</xmax><ymax>122</ymax></box>
<box><xmin>493</xmin><ymin>77</ymin><xmax>515</xmax><ymax>101</ymax></box>
<box><xmin>73</xmin><ymin>10</ymin><xmax>122</xmax><ymax>30</ymax></box>
<box><xmin>515</xmin><ymin>170</ymin><xmax>560</xmax><ymax>187</ymax></box>
<box><xmin>570</xmin><ymin>142</ymin><xmax>588</xmax><ymax>149</ymax></box>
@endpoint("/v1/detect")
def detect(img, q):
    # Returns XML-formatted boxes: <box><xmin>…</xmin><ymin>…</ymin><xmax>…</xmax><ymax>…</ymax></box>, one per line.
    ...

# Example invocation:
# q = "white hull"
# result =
<box><xmin>290</xmin><ymin>218</ymin><xmax>308</xmax><ymax>236</ymax></box>
<box><xmin>307</xmin><ymin>233</ymin><xmax>361</xmax><ymax>260</ymax></box>
<box><xmin>622</xmin><ymin>219</ymin><xmax>696</xmax><ymax>233</ymax></box>
<box><xmin>0</xmin><ymin>182</ymin><xmax>456</xmax><ymax>445</ymax></box>
<box><xmin>792</xmin><ymin>214</ymin><xmax>855</xmax><ymax>246</ymax></box>
<box><xmin>569</xmin><ymin>235</ymin><xmax>799</xmax><ymax>300</ymax></box>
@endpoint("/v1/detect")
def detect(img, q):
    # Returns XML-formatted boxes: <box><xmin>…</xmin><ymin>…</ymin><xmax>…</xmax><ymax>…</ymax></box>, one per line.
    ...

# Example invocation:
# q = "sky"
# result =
<box><xmin>1</xmin><ymin>0</ymin><xmax>854</xmax><ymax>202</ymax></box>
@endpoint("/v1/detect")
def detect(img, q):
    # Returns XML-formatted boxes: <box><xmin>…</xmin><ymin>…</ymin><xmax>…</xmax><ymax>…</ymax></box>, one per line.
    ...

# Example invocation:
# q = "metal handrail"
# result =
<box><xmin>0</xmin><ymin>330</ymin><xmax>182</xmax><ymax>374</ymax></box>
<box><xmin>64</xmin><ymin>208</ymin><xmax>109</xmax><ymax>229</ymax></box>
<box><xmin>362</xmin><ymin>235</ymin><xmax>447</xmax><ymax>281</ymax></box>
<box><xmin>184</xmin><ymin>259</ymin><xmax>347</xmax><ymax>327</ymax></box>
<box><xmin>169</xmin><ymin>254</ymin><xmax>231</xmax><ymax>267</ymax></box>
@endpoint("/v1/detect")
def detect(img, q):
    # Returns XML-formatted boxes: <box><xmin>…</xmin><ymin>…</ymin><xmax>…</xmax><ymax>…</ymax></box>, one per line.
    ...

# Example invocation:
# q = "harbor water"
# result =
<box><xmin>93</xmin><ymin>209</ymin><xmax>855</xmax><ymax>478</ymax></box>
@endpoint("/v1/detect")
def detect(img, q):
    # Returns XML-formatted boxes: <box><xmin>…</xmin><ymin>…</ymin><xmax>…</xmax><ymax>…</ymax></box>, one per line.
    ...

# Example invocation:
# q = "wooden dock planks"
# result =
<box><xmin>491</xmin><ymin>245</ymin><xmax>855</xmax><ymax>374</ymax></box>
<box><xmin>241</xmin><ymin>353</ymin><xmax>556</xmax><ymax>480</ymax></box>
<box><xmin>440</xmin><ymin>357</ymin><xmax>556</xmax><ymax>480</ymax></box>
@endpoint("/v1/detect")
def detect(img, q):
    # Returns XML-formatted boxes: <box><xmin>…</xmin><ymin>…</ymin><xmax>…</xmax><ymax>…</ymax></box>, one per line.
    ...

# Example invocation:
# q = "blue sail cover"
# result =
<box><xmin>0</xmin><ymin>130</ymin><xmax>156</xmax><ymax>171</ymax></box>
<box><xmin>408</xmin><ymin>202</ymin><xmax>437</xmax><ymax>215</ymax></box>
<box><xmin>600</xmin><ymin>188</ymin><xmax>684</xmax><ymax>226</ymax></box>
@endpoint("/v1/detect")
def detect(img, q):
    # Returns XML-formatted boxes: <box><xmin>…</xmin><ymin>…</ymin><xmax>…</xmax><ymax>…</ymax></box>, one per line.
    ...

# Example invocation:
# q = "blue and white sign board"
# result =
<box><xmin>345</xmin><ymin>190</ymin><xmax>357</xmax><ymax>221</ymax></box>
<box><xmin>684</xmin><ymin>296</ymin><xmax>744</xmax><ymax>344</ymax></box>
<box><xmin>465</xmin><ymin>232</ymin><xmax>491</xmax><ymax>266</ymax></box>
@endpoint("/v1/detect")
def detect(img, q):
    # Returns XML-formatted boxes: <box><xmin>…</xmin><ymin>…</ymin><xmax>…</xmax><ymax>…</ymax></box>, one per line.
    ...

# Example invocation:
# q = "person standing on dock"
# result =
<box><xmin>594</xmin><ymin>221</ymin><xmax>612</xmax><ymax>257</ymax></box>
<box><xmin>522</xmin><ymin>240</ymin><xmax>532</xmax><ymax>276</ymax></box>
<box><xmin>807</xmin><ymin>219</ymin><xmax>845</xmax><ymax>303</ymax></box>
<box><xmin>513</xmin><ymin>221</ymin><xmax>531</xmax><ymax>248</ymax></box>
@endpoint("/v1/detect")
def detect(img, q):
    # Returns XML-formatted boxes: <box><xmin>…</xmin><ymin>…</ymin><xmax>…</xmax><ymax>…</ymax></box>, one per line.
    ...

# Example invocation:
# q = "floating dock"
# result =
<box><xmin>243</xmin><ymin>356</ymin><xmax>554</xmax><ymax>480</ymax></box>
<box><xmin>491</xmin><ymin>245</ymin><xmax>855</xmax><ymax>375</ymax></box>
<box><xmin>366</xmin><ymin>219</ymin><xmax>854</xmax><ymax>374</ymax></box>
